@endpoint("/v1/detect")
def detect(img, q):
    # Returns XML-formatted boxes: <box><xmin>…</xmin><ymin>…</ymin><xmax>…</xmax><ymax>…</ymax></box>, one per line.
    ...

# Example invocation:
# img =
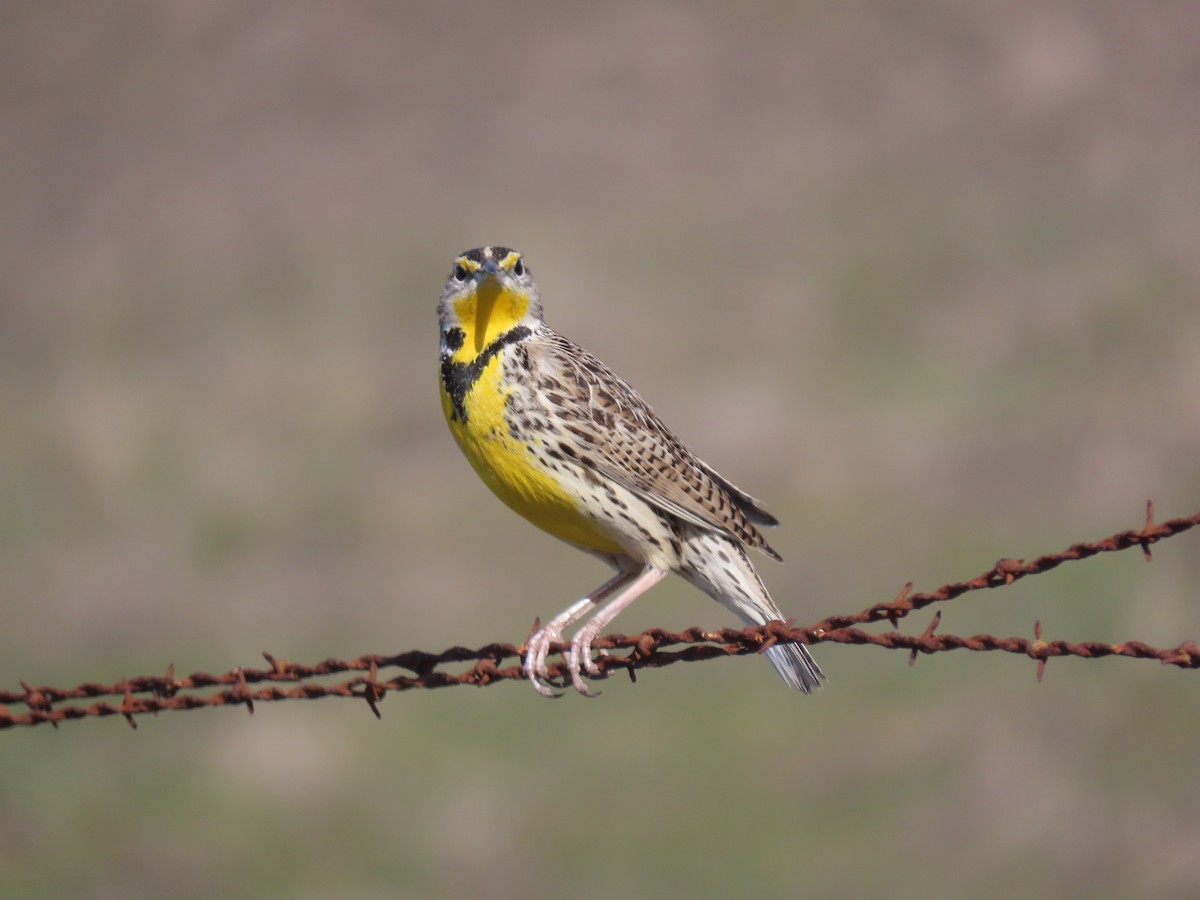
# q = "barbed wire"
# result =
<box><xmin>3</xmin><ymin>502</ymin><xmax>1197</xmax><ymax>730</ymax></box>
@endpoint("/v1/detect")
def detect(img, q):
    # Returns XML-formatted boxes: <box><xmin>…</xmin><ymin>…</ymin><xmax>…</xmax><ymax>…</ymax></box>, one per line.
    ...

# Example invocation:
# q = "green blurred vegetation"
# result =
<box><xmin>2</xmin><ymin>2</ymin><xmax>1199</xmax><ymax>898</ymax></box>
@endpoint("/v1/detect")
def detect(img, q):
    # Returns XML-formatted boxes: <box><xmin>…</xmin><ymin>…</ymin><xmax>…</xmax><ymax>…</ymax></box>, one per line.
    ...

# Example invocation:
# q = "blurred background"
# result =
<box><xmin>3</xmin><ymin>2</ymin><xmax>1199</xmax><ymax>897</ymax></box>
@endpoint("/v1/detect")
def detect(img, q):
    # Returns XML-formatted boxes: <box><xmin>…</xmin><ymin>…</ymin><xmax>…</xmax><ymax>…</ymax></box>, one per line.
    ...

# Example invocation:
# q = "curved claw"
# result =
<box><xmin>566</xmin><ymin>641</ymin><xmax>601</xmax><ymax>697</ymax></box>
<box><xmin>582</xmin><ymin>647</ymin><xmax>606</xmax><ymax>676</ymax></box>
<box><xmin>523</xmin><ymin>628</ymin><xmax>565</xmax><ymax>698</ymax></box>
<box><xmin>526</xmin><ymin>663</ymin><xmax>563</xmax><ymax>697</ymax></box>
<box><xmin>570</xmin><ymin>670</ymin><xmax>599</xmax><ymax>697</ymax></box>
<box><xmin>530</xmin><ymin>676</ymin><xmax>563</xmax><ymax>699</ymax></box>
<box><xmin>577</xmin><ymin>627</ymin><xmax>602</xmax><ymax>675</ymax></box>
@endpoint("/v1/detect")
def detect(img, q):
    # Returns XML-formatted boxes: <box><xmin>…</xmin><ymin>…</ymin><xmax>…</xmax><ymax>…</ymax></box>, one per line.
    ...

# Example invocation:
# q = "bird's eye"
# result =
<box><xmin>453</xmin><ymin>264</ymin><xmax>468</xmax><ymax>281</ymax></box>
<box><xmin>512</xmin><ymin>259</ymin><xmax>525</xmax><ymax>276</ymax></box>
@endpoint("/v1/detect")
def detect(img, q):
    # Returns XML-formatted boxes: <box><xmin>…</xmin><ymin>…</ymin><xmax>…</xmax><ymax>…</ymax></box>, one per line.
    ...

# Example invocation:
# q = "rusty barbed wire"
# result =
<box><xmin>812</xmin><ymin>500</ymin><xmax>1196</xmax><ymax>632</ymax></box>
<box><xmin>3</xmin><ymin>502</ymin><xmax>1197</xmax><ymax>730</ymax></box>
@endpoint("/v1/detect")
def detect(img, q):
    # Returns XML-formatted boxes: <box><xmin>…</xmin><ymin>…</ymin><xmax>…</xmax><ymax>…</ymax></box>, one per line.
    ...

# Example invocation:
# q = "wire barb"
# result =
<box><xmin>3</xmin><ymin>504</ymin><xmax>1198</xmax><ymax>730</ymax></box>
<box><xmin>909</xmin><ymin>612</ymin><xmax>942</xmax><ymax>667</ymax></box>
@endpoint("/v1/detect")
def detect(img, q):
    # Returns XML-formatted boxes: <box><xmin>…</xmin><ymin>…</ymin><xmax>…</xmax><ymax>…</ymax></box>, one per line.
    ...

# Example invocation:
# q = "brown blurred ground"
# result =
<box><xmin>2</xmin><ymin>3</ymin><xmax>1199</xmax><ymax>898</ymax></box>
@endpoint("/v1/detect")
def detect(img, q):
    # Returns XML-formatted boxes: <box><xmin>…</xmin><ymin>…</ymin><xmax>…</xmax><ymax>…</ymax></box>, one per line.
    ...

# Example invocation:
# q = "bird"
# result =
<box><xmin>437</xmin><ymin>246</ymin><xmax>824</xmax><ymax>697</ymax></box>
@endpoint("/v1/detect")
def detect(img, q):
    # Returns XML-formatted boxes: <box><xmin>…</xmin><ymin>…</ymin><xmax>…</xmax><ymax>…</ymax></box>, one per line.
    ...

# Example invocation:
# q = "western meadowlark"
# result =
<box><xmin>437</xmin><ymin>246</ymin><xmax>824</xmax><ymax>697</ymax></box>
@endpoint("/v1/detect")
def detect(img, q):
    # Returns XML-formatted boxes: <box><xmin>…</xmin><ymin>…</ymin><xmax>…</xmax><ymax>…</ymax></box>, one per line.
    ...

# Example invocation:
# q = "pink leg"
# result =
<box><xmin>524</xmin><ymin>569</ymin><xmax>641</xmax><ymax>697</ymax></box>
<box><xmin>568</xmin><ymin>566</ymin><xmax>669</xmax><ymax>695</ymax></box>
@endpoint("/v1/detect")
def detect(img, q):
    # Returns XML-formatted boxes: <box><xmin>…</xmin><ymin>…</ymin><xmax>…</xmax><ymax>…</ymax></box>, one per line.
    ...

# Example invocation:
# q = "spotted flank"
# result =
<box><xmin>436</xmin><ymin>246</ymin><xmax>824</xmax><ymax>697</ymax></box>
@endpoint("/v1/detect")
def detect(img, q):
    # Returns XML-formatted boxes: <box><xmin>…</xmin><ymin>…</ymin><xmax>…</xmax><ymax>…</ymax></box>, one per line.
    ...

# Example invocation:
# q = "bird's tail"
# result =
<box><xmin>678</xmin><ymin>528</ymin><xmax>825</xmax><ymax>693</ymax></box>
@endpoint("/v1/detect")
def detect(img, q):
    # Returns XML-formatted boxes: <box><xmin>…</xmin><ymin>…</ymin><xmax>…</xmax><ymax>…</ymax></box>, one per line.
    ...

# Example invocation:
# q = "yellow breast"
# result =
<box><xmin>441</xmin><ymin>353</ymin><xmax>626</xmax><ymax>556</ymax></box>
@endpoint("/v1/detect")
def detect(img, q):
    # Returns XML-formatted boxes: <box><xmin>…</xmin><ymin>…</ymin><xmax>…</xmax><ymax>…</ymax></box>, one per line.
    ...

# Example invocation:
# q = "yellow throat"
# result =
<box><xmin>439</xmin><ymin>270</ymin><xmax>625</xmax><ymax>557</ymax></box>
<box><xmin>455</xmin><ymin>279</ymin><xmax>530</xmax><ymax>354</ymax></box>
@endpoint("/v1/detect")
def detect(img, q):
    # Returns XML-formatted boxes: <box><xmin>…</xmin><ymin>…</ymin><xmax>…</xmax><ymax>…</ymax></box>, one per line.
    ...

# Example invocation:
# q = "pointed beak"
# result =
<box><xmin>473</xmin><ymin>264</ymin><xmax>502</xmax><ymax>352</ymax></box>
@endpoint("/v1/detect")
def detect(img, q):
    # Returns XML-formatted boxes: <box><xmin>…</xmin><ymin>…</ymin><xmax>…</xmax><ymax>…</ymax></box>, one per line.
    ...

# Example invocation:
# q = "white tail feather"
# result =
<box><xmin>677</xmin><ymin>527</ymin><xmax>824</xmax><ymax>693</ymax></box>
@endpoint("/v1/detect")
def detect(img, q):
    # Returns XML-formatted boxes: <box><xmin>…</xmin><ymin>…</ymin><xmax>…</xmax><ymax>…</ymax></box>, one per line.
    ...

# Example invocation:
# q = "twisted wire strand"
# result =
<box><xmin>3</xmin><ymin>503</ymin><xmax>1196</xmax><ymax>730</ymax></box>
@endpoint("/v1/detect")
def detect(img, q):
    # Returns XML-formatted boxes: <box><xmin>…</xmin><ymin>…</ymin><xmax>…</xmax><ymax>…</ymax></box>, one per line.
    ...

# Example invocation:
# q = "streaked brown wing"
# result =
<box><xmin>530</xmin><ymin>331</ymin><xmax>781</xmax><ymax>561</ymax></box>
